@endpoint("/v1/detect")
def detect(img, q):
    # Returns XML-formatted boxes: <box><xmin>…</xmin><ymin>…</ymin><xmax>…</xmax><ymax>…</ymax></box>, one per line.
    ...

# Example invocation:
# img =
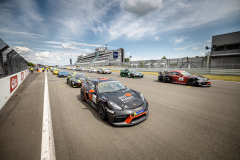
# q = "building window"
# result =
<box><xmin>214</xmin><ymin>45</ymin><xmax>225</xmax><ymax>51</ymax></box>
<box><xmin>226</xmin><ymin>44</ymin><xmax>239</xmax><ymax>50</ymax></box>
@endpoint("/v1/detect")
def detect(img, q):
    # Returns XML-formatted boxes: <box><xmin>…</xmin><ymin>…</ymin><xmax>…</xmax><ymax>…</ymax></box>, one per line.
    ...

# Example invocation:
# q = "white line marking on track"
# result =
<box><xmin>41</xmin><ymin>71</ymin><xmax>56</xmax><ymax>160</ymax></box>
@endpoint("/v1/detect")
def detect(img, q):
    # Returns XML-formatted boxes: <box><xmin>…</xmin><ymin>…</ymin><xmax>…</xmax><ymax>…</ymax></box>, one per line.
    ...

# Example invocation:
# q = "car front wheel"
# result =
<box><xmin>98</xmin><ymin>102</ymin><xmax>107</xmax><ymax>120</ymax></box>
<box><xmin>81</xmin><ymin>91</ymin><xmax>85</xmax><ymax>101</ymax></box>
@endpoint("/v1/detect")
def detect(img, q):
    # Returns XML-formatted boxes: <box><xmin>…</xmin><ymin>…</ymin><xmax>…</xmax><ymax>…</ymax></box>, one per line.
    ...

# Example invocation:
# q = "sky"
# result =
<box><xmin>0</xmin><ymin>0</ymin><xmax>240</xmax><ymax>66</ymax></box>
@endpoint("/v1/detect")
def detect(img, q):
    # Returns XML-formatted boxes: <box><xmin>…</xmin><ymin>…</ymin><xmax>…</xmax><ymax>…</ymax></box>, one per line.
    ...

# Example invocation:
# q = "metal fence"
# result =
<box><xmin>79</xmin><ymin>56</ymin><xmax>240</xmax><ymax>69</ymax></box>
<box><xmin>0</xmin><ymin>39</ymin><xmax>28</xmax><ymax>78</ymax></box>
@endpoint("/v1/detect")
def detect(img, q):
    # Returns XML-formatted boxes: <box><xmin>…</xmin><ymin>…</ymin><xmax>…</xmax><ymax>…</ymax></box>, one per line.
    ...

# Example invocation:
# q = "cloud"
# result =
<box><xmin>170</xmin><ymin>36</ymin><xmax>189</xmax><ymax>45</ymax></box>
<box><xmin>14</xmin><ymin>46</ymin><xmax>33</xmax><ymax>53</ymax></box>
<box><xmin>207</xmin><ymin>40</ymin><xmax>212</xmax><ymax>43</ymax></box>
<box><xmin>125</xmin><ymin>52</ymin><xmax>131</xmax><ymax>55</ymax></box>
<box><xmin>0</xmin><ymin>28</ymin><xmax>45</xmax><ymax>38</ymax></box>
<box><xmin>35</xmin><ymin>51</ymin><xmax>54</xmax><ymax>58</ymax></box>
<box><xmin>175</xmin><ymin>48</ymin><xmax>186</xmax><ymax>50</ymax></box>
<box><xmin>154</xmin><ymin>37</ymin><xmax>160</xmax><ymax>41</ymax></box>
<box><xmin>192</xmin><ymin>47</ymin><xmax>199</xmax><ymax>50</ymax></box>
<box><xmin>200</xmin><ymin>52</ymin><xmax>205</xmax><ymax>56</ymax></box>
<box><xmin>121</xmin><ymin>0</ymin><xmax>162</xmax><ymax>17</ymax></box>
<box><xmin>45</xmin><ymin>41</ymin><xmax>63</xmax><ymax>45</ymax></box>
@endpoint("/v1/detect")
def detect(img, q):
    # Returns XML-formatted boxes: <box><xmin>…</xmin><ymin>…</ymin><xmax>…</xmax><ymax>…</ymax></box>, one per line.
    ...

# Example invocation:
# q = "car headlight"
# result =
<box><xmin>108</xmin><ymin>101</ymin><xmax>123</xmax><ymax>110</ymax></box>
<box><xmin>77</xmin><ymin>79</ymin><xmax>81</xmax><ymax>82</ymax></box>
<box><xmin>139</xmin><ymin>93</ymin><xmax>145</xmax><ymax>101</ymax></box>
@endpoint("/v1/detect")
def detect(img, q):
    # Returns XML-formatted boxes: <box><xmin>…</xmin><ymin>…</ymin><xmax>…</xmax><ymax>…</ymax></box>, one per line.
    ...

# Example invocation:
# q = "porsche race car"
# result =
<box><xmin>68</xmin><ymin>73</ymin><xmax>90</xmax><ymax>87</ymax></box>
<box><xmin>80</xmin><ymin>78</ymin><xmax>149</xmax><ymax>126</ymax></box>
<box><xmin>120</xmin><ymin>69</ymin><xmax>144</xmax><ymax>78</ymax></box>
<box><xmin>97</xmin><ymin>68</ymin><xmax>111</xmax><ymax>74</ymax></box>
<box><xmin>158</xmin><ymin>70</ymin><xmax>211</xmax><ymax>86</ymax></box>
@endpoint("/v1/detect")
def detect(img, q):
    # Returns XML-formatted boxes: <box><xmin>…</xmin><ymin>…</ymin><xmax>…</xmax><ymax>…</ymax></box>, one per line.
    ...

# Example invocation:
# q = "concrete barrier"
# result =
<box><xmin>0</xmin><ymin>69</ymin><xmax>29</xmax><ymax>111</ymax></box>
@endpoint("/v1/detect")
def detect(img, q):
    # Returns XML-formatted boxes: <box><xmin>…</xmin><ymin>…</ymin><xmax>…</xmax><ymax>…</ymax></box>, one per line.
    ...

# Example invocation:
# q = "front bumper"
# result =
<box><xmin>72</xmin><ymin>82</ymin><xmax>82</xmax><ymax>87</ymax></box>
<box><xmin>107</xmin><ymin>103</ymin><xmax>149</xmax><ymax>126</ymax></box>
<box><xmin>197</xmin><ymin>80</ymin><xmax>211</xmax><ymax>87</ymax></box>
<box><xmin>133</xmin><ymin>75</ymin><xmax>143</xmax><ymax>78</ymax></box>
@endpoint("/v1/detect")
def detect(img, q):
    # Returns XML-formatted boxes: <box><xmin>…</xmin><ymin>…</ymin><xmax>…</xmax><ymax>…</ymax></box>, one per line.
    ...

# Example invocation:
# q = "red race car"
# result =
<box><xmin>158</xmin><ymin>70</ymin><xmax>211</xmax><ymax>87</ymax></box>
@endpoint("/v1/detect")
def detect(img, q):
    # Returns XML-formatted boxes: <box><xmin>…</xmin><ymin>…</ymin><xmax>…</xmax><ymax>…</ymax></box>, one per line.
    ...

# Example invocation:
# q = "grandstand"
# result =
<box><xmin>75</xmin><ymin>46</ymin><xmax>125</xmax><ymax>66</ymax></box>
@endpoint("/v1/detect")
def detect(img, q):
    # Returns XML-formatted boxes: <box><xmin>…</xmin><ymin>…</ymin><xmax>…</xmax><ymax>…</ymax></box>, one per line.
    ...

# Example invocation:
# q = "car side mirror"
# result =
<box><xmin>89</xmin><ymin>89</ymin><xmax>95</xmax><ymax>93</ymax></box>
<box><xmin>123</xmin><ymin>84</ymin><xmax>127</xmax><ymax>87</ymax></box>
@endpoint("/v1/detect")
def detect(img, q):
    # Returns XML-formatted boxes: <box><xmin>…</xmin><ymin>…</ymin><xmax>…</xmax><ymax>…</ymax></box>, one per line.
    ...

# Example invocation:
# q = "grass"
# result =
<box><xmin>110</xmin><ymin>70</ymin><xmax>240</xmax><ymax>82</ymax></box>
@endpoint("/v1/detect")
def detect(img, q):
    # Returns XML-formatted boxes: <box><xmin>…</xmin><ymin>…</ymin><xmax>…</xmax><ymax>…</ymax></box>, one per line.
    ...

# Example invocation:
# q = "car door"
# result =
<box><xmin>87</xmin><ymin>81</ymin><xmax>97</xmax><ymax>103</ymax></box>
<box><xmin>171</xmin><ymin>72</ymin><xmax>179</xmax><ymax>83</ymax></box>
<box><xmin>123</xmin><ymin>69</ymin><xmax>128</xmax><ymax>76</ymax></box>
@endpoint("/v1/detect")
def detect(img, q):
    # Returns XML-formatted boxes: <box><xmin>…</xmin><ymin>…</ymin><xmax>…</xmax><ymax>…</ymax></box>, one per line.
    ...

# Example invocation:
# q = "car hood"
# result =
<box><xmin>187</xmin><ymin>75</ymin><xmax>208</xmax><ymax>80</ymax></box>
<box><xmin>101</xmin><ymin>89</ymin><xmax>143</xmax><ymax>109</ymax></box>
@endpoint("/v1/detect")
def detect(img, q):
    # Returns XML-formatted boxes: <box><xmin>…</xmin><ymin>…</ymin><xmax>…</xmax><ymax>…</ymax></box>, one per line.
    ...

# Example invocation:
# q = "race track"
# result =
<box><xmin>0</xmin><ymin>70</ymin><xmax>239</xmax><ymax>160</ymax></box>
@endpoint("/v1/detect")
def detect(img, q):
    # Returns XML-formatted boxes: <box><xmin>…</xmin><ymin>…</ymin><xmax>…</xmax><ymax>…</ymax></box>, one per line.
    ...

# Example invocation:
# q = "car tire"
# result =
<box><xmin>67</xmin><ymin>79</ymin><xmax>69</xmax><ymax>84</ymax></box>
<box><xmin>130</xmin><ymin>74</ymin><xmax>133</xmax><ymax>78</ymax></box>
<box><xmin>98</xmin><ymin>102</ymin><xmax>107</xmax><ymax>121</ymax></box>
<box><xmin>81</xmin><ymin>91</ymin><xmax>85</xmax><ymax>101</ymax></box>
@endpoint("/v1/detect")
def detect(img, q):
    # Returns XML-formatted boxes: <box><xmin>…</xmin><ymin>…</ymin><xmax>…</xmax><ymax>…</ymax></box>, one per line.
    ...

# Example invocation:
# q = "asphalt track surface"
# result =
<box><xmin>0</xmin><ymin>70</ymin><xmax>240</xmax><ymax>160</ymax></box>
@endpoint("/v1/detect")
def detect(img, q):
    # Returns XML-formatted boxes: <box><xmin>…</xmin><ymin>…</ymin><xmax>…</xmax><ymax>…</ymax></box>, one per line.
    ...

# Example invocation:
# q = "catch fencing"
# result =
<box><xmin>80</xmin><ymin>56</ymin><xmax>240</xmax><ymax>69</ymax></box>
<box><xmin>0</xmin><ymin>39</ymin><xmax>28</xmax><ymax>78</ymax></box>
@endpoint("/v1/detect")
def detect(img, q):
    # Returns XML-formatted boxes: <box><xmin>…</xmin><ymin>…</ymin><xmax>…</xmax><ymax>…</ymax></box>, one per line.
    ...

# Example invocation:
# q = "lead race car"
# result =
<box><xmin>158</xmin><ymin>70</ymin><xmax>211</xmax><ymax>86</ymax></box>
<box><xmin>80</xmin><ymin>78</ymin><xmax>149</xmax><ymax>126</ymax></box>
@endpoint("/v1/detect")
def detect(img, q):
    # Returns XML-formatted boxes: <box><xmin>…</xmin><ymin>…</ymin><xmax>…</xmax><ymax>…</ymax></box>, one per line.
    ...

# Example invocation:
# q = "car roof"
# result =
<box><xmin>92</xmin><ymin>78</ymin><xmax>118</xmax><ymax>83</ymax></box>
<box><xmin>168</xmin><ymin>70</ymin><xmax>184</xmax><ymax>73</ymax></box>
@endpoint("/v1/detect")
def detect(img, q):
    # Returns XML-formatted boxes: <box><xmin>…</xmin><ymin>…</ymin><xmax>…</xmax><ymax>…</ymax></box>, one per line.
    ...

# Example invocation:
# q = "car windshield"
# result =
<box><xmin>181</xmin><ymin>71</ymin><xmax>191</xmax><ymax>76</ymax></box>
<box><xmin>102</xmin><ymin>68</ymin><xmax>107</xmax><ymax>70</ymax></box>
<box><xmin>129</xmin><ymin>69</ymin><xmax>137</xmax><ymax>72</ymax></box>
<box><xmin>98</xmin><ymin>81</ymin><xmax>126</xmax><ymax>93</ymax></box>
<box><xmin>75</xmin><ymin>73</ymin><xmax>85</xmax><ymax>77</ymax></box>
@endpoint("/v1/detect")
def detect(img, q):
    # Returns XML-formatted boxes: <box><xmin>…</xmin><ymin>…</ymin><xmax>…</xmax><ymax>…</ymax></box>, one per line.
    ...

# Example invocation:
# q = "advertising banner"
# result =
<box><xmin>10</xmin><ymin>75</ymin><xmax>18</xmax><ymax>93</ymax></box>
<box><xmin>113</xmin><ymin>52</ymin><xmax>118</xmax><ymax>58</ymax></box>
<box><xmin>0</xmin><ymin>69</ymin><xmax>29</xmax><ymax>110</ymax></box>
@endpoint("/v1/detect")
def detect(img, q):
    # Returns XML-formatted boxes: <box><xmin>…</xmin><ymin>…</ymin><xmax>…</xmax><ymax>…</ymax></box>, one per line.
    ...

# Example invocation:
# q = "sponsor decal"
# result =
<box><xmin>92</xmin><ymin>94</ymin><xmax>97</xmax><ymax>103</ymax></box>
<box><xmin>134</xmin><ymin>107</ymin><xmax>143</xmax><ymax>112</ymax></box>
<box><xmin>119</xmin><ymin>95</ymin><xmax>136</xmax><ymax>103</ymax></box>
<box><xmin>10</xmin><ymin>75</ymin><xmax>18</xmax><ymax>93</ymax></box>
<box><xmin>25</xmin><ymin>70</ymin><xmax>27</xmax><ymax>77</ymax></box>
<box><xmin>179</xmin><ymin>77</ymin><xmax>184</xmax><ymax>81</ymax></box>
<box><xmin>21</xmin><ymin>72</ymin><xmax>24</xmax><ymax>81</ymax></box>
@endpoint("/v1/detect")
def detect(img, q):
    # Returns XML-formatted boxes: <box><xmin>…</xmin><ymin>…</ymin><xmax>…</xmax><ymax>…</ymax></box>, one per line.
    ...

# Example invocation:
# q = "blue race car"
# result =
<box><xmin>57</xmin><ymin>70</ymin><xmax>70</xmax><ymax>77</ymax></box>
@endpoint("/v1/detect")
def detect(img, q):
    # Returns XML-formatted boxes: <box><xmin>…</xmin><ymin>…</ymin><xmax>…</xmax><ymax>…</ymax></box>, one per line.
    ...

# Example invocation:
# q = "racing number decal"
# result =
<box><xmin>179</xmin><ymin>77</ymin><xmax>184</xmax><ymax>81</ymax></box>
<box><xmin>92</xmin><ymin>94</ymin><xmax>97</xmax><ymax>103</ymax></box>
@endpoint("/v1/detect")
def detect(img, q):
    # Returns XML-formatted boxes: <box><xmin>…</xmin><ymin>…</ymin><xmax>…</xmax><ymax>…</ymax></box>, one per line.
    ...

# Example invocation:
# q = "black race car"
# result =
<box><xmin>68</xmin><ymin>73</ymin><xmax>90</xmax><ymax>88</ymax></box>
<box><xmin>120</xmin><ymin>69</ymin><xmax>144</xmax><ymax>78</ymax></box>
<box><xmin>158</xmin><ymin>70</ymin><xmax>211</xmax><ymax>86</ymax></box>
<box><xmin>80</xmin><ymin>78</ymin><xmax>149</xmax><ymax>126</ymax></box>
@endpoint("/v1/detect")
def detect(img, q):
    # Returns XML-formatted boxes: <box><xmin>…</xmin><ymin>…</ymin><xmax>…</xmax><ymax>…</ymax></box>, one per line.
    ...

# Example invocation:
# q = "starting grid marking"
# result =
<box><xmin>41</xmin><ymin>71</ymin><xmax>56</xmax><ymax>160</ymax></box>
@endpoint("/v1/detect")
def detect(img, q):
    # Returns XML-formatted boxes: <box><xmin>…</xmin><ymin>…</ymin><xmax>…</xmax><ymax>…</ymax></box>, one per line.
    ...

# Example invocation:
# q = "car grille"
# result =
<box><xmin>114</xmin><ymin>116</ymin><xmax>128</xmax><ymax>123</ymax></box>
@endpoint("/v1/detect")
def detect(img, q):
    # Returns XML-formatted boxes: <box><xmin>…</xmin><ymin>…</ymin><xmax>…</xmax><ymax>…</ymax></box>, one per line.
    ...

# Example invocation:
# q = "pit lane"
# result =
<box><xmin>47</xmin><ymin>70</ymin><xmax>240</xmax><ymax>160</ymax></box>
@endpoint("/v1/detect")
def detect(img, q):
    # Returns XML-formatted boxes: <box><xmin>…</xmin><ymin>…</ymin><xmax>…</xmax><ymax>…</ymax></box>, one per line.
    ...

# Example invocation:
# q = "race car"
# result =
<box><xmin>57</xmin><ymin>70</ymin><xmax>70</xmax><ymax>77</ymax></box>
<box><xmin>68</xmin><ymin>73</ymin><xmax>90</xmax><ymax>87</ymax></box>
<box><xmin>158</xmin><ymin>70</ymin><xmax>211</xmax><ymax>87</ymax></box>
<box><xmin>120</xmin><ymin>69</ymin><xmax>144</xmax><ymax>78</ymax></box>
<box><xmin>88</xmin><ymin>68</ymin><xmax>98</xmax><ymax>73</ymax></box>
<box><xmin>97</xmin><ymin>68</ymin><xmax>111</xmax><ymax>74</ymax></box>
<box><xmin>67</xmin><ymin>72</ymin><xmax>79</xmax><ymax>83</ymax></box>
<box><xmin>80</xmin><ymin>78</ymin><xmax>149</xmax><ymax>126</ymax></box>
<box><xmin>53</xmin><ymin>69</ymin><xmax>60</xmax><ymax>75</ymax></box>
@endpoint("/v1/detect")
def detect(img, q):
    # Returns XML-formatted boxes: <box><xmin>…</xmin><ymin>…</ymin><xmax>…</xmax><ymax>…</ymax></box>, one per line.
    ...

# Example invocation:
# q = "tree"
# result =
<box><xmin>139</xmin><ymin>61</ymin><xmax>144</xmax><ymax>68</ymax></box>
<box><xmin>125</xmin><ymin>58</ymin><xmax>129</xmax><ymax>62</ymax></box>
<box><xmin>27</xmin><ymin>62</ymin><xmax>34</xmax><ymax>67</ymax></box>
<box><xmin>162</xmin><ymin>56</ymin><xmax>167</xmax><ymax>59</ymax></box>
